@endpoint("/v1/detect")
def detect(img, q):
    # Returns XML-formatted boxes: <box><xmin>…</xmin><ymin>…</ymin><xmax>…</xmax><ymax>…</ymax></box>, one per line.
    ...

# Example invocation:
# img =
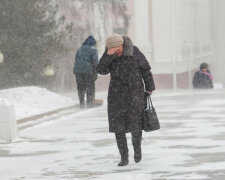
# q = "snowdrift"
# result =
<box><xmin>0</xmin><ymin>87</ymin><xmax>75</xmax><ymax>120</ymax></box>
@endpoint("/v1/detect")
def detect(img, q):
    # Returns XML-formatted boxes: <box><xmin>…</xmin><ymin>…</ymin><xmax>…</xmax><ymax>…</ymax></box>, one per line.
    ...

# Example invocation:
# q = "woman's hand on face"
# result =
<box><xmin>107</xmin><ymin>47</ymin><xmax>119</xmax><ymax>55</ymax></box>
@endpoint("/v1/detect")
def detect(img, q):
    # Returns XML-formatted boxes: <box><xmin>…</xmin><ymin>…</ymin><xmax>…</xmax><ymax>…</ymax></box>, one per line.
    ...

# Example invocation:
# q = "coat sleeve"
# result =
<box><xmin>91</xmin><ymin>48</ymin><xmax>99</xmax><ymax>67</ymax></box>
<box><xmin>210</xmin><ymin>81</ymin><xmax>214</xmax><ymax>88</ymax></box>
<box><xmin>209</xmin><ymin>79</ymin><xmax>214</xmax><ymax>88</ymax></box>
<box><xmin>73</xmin><ymin>51</ymin><xmax>78</xmax><ymax>75</ymax></box>
<box><xmin>136</xmin><ymin>47</ymin><xmax>155</xmax><ymax>91</ymax></box>
<box><xmin>193</xmin><ymin>72</ymin><xmax>198</xmax><ymax>88</ymax></box>
<box><xmin>97</xmin><ymin>51</ymin><xmax>116</xmax><ymax>75</ymax></box>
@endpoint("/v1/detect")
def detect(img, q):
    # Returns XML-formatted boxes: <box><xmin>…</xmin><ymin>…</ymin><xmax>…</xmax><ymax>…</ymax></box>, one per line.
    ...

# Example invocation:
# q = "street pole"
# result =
<box><xmin>189</xmin><ymin>43</ymin><xmax>193</xmax><ymax>89</ymax></box>
<box><xmin>172</xmin><ymin>0</ymin><xmax>177</xmax><ymax>90</ymax></box>
<box><xmin>0</xmin><ymin>52</ymin><xmax>3</xmax><ymax>64</ymax></box>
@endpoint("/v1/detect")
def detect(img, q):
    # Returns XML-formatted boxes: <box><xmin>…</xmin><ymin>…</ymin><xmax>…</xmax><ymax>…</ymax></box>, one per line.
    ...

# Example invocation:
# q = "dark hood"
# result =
<box><xmin>82</xmin><ymin>36</ymin><xmax>96</xmax><ymax>46</ymax></box>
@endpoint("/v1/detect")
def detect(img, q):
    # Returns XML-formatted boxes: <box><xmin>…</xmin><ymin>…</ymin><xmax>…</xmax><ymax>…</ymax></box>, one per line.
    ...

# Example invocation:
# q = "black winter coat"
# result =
<box><xmin>193</xmin><ymin>70</ymin><xmax>213</xmax><ymax>89</ymax></box>
<box><xmin>97</xmin><ymin>37</ymin><xmax>155</xmax><ymax>133</ymax></box>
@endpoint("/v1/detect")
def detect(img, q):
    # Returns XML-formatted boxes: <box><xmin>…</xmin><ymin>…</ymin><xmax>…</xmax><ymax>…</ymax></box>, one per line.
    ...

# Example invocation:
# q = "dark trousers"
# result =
<box><xmin>115</xmin><ymin>131</ymin><xmax>142</xmax><ymax>158</ymax></box>
<box><xmin>75</xmin><ymin>74</ymin><xmax>95</xmax><ymax>105</ymax></box>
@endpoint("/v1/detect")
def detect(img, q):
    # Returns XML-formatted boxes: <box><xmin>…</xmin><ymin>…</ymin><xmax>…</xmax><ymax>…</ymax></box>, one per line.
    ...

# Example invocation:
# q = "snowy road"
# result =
<box><xmin>1</xmin><ymin>90</ymin><xmax>225</xmax><ymax>180</ymax></box>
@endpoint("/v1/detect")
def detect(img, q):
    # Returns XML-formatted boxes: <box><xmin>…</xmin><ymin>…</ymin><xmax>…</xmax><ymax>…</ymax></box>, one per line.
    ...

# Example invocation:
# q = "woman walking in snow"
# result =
<box><xmin>97</xmin><ymin>34</ymin><xmax>155</xmax><ymax>166</ymax></box>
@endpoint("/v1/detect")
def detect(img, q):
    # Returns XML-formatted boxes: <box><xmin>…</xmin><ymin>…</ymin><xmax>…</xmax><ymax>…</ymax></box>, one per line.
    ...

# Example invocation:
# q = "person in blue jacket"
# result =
<box><xmin>73</xmin><ymin>36</ymin><xmax>99</xmax><ymax>108</ymax></box>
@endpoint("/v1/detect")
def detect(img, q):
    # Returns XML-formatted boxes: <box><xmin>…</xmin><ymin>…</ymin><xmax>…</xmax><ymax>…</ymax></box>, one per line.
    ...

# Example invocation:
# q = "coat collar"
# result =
<box><xmin>122</xmin><ymin>36</ymin><xmax>134</xmax><ymax>57</ymax></box>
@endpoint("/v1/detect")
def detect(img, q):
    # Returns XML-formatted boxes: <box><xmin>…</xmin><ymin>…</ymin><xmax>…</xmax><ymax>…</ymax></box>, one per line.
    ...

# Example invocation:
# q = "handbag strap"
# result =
<box><xmin>147</xmin><ymin>95</ymin><xmax>154</xmax><ymax>109</ymax></box>
<box><xmin>149</xmin><ymin>96</ymin><xmax>154</xmax><ymax>108</ymax></box>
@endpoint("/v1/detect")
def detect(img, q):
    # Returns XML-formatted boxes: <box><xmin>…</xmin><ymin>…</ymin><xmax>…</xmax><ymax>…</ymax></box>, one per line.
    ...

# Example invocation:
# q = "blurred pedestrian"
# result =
<box><xmin>193</xmin><ymin>62</ymin><xmax>213</xmax><ymax>89</ymax></box>
<box><xmin>97</xmin><ymin>33</ymin><xmax>155</xmax><ymax>166</ymax></box>
<box><xmin>73</xmin><ymin>36</ymin><xmax>99</xmax><ymax>108</ymax></box>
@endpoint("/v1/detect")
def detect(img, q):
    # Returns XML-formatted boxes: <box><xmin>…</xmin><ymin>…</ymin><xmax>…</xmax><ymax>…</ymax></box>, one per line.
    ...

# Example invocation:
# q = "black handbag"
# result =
<box><xmin>143</xmin><ymin>95</ymin><xmax>160</xmax><ymax>132</ymax></box>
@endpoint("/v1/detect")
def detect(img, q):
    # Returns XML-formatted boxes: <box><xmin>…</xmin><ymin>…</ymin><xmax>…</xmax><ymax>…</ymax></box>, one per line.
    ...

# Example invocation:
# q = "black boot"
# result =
<box><xmin>115</xmin><ymin>133</ymin><xmax>129</xmax><ymax>166</ymax></box>
<box><xmin>87</xmin><ymin>87</ymin><xmax>94</xmax><ymax>108</ymax></box>
<box><xmin>132</xmin><ymin>131</ymin><xmax>142</xmax><ymax>163</ymax></box>
<box><xmin>78</xmin><ymin>90</ymin><xmax>85</xmax><ymax>109</ymax></box>
<box><xmin>118</xmin><ymin>154</ymin><xmax>129</xmax><ymax>166</ymax></box>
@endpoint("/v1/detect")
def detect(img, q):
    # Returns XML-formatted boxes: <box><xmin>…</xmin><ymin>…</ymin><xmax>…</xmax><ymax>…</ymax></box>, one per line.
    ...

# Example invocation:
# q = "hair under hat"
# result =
<box><xmin>200</xmin><ymin>62</ymin><xmax>208</xmax><ymax>69</ymax></box>
<box><xmin>106</xmin><ymin>33</ymin><xmax>124</xmax><ymax>48</ymax></box>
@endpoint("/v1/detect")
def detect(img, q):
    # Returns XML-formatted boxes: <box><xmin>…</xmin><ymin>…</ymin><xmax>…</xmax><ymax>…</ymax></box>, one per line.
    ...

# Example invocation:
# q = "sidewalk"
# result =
<box><xmin>0</xmin><ymin>89</ymin><xmax>225</xmax><ymax>179</ymax></box>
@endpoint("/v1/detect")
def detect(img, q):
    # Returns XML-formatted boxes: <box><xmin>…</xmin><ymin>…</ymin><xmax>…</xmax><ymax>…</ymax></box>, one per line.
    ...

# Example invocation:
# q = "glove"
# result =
<box><xmin>146</xmin><ymin>90</ymin><xmax>153</xmax><ymax>96</ymax></box>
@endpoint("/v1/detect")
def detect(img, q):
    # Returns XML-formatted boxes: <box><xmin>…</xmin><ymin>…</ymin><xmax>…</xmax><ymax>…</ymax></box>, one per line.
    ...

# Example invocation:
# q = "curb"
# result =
<box><xmin>17</xmin><ymin>102</ymin><xmax>103</xmax><ymax>130</ymax></box>
<box><xmin>17</xmin><ymin>105</ymin><xmax>79</xmax><ymax>129</ymax></box>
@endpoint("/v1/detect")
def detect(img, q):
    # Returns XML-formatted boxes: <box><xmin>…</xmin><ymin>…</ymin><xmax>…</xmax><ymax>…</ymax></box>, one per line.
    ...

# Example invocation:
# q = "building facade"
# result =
<box><xmin>127</xmin><ymin>0</ymin><xmax>215</xmax><ymax>89</ymax></box>
<box><xmin>210</xmin><ymin>0</ymin><xmax>225</xmax><ymax>85</ymax></box>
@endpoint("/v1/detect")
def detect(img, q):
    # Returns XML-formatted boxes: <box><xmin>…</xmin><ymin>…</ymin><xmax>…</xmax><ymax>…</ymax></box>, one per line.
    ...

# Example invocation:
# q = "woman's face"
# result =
<box><xmin>115</xmin><ymin>45</ymin><xmax>124</xmax><ymax>57</ymax></box>
<box><xmin>202</xmin><ymin>68</ymin><xmax>207</xmax><ymax>72</ymax></box>
<box><xmin>107</xmin><ymin>44</ymin><xmax>124</xmax><ymax>56</ymax></box>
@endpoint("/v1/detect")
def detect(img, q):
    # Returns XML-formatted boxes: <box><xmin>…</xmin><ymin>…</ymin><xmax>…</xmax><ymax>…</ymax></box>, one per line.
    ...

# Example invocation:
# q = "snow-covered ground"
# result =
<box><xmin>0</xmin><ymin>87</ymin><xmax>76</xmax><ymax>120</ymax></box>
<box><xmin>0</xmin><ymin>89</ymin><xmax>225</xmax><ymax>179</ymax></box>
